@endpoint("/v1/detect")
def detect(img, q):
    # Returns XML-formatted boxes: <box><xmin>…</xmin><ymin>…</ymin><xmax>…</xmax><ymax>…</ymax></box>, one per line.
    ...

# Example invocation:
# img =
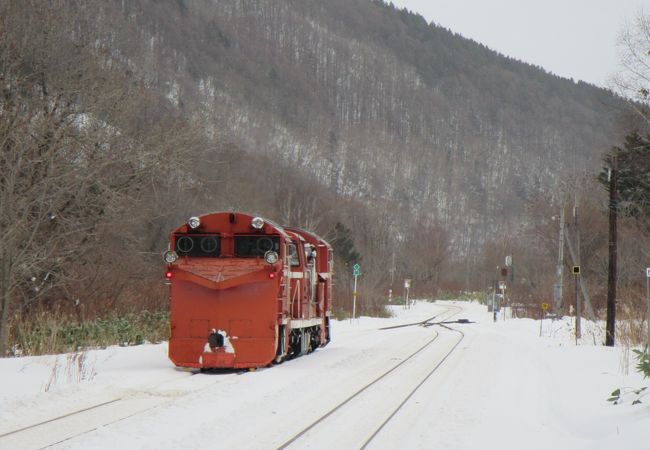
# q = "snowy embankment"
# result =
<box><xmin>0</xmin><ymin>301</ymin><xmax>647</xmax><ymax>449</ymax></box>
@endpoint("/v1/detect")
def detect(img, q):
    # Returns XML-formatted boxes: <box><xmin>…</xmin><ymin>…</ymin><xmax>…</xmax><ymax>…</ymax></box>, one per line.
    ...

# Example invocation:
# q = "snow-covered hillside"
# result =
<box><xmin>0</xmin><ymin>301</ymin><xmax>646</xmax><ymax>449</ymax></box>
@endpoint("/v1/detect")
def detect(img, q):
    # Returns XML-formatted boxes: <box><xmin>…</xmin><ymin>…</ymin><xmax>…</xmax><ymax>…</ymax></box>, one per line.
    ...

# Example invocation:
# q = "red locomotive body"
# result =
<box><xmin>164</xmin><ymin>212</ymin><xmax>332</xmax><ymax>369</ymax></box>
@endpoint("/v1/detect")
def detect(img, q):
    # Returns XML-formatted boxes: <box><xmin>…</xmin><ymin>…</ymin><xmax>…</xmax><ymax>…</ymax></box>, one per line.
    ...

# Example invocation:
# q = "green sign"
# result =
<box><xmin>353</xmin><ymin>263</ymin><xmax>361</xmax><ymax>276</ymax></box>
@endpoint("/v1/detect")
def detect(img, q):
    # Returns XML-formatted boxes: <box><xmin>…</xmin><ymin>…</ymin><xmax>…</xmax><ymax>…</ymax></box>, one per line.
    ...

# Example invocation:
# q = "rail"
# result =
<box><xmin>277</xmin><ymin>304</ymin><xmax>466</xmax><ymax>449</ymax></box>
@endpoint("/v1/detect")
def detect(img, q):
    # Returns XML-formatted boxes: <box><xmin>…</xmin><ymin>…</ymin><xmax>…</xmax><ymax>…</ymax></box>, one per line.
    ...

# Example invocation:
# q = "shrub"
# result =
<box><xmin>608</xmin><ymin>349</ymin><xmax>650</xmax><ymax>405</ymax></box>
<box><xmin>12</xmin><ymin>310</ymin><xmax>169</xmax><ymax>356</ymax></box>
<box><xmin>634</xmin><ymin>349</ymin><xmax>650</xmax><ymax>379</ymax></box>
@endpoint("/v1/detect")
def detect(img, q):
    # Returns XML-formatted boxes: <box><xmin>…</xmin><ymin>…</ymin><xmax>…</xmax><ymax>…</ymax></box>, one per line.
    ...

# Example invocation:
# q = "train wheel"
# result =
<box><xmin>290</xmin><ymin>329</ymin><xmax>302</xmax><ymax>357</ymax></box>
<box><xmin>310</xmin><ymin>326</ymin><xmax>320</xmax><ymax>350</ymax></box>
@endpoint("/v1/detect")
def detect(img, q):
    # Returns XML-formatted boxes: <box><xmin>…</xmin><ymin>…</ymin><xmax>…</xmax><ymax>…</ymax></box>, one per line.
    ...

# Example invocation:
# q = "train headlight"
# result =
<box><xmin>164</xmin><ymin>250</ymin><xmax>179</xmax><ymax>264</ymax></box>
<box><xmin>188</xmin><ymin>216</ymin><xmax>201</xmax><ymax>229</ymax></box>
<box><xmin>264</xmin><ymin>250</ymin><xmax>279</xmax><ymax>264</ymax></box>
<box><xmin>251</xmin><ymin>216</ymin><xmax>264</xmax><ymax>229</ymax></box>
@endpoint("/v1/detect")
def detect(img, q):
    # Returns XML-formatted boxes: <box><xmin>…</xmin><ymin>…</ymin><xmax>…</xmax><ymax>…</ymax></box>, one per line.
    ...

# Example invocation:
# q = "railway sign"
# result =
<box><xmin>539</xmin><ymin>303</ymin><xmax>549</xmax><ymax>337</ymax></box>
<box><xmin>404</xmin><ymin>278</ymin><xmax>412</xmax><ymax>309</ymax></box>
<box><xmin>352</xmin><ymin>263</ymin><xmax>361</xmax><ymax>321</ymax></box>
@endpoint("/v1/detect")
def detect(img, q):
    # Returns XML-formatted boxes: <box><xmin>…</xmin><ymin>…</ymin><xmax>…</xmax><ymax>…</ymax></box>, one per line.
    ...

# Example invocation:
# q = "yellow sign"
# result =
<box><xmin>572</xmin><ymin>266</ymin><xmax>580</xmax><ymax>275</ymax></box>
<box><xmin>541</xmin><ymin>303</ymin><xmax>549</xmax><ymax>311</ymax></box>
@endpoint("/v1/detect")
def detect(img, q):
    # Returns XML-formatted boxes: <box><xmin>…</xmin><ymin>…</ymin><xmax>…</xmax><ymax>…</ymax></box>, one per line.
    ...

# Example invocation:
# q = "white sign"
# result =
<box><xmin>404</xmin><ymin>279</ymin><xmax>411</xmax><ymax>289</ymax></box>
<box><xmin>646</xmin><ymin>268</ymin><xmax>650</xmax><ymax>278</ymax></box>
<box><xmin>499</xmin><ymin>281</ymin><xmax>506</xmax><ymax>290</ymax></box>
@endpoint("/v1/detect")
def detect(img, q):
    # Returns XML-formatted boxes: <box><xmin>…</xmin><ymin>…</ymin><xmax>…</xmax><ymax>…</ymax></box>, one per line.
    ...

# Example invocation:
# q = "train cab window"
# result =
<box><xmin>305</xmin><ymin>244</ymin><xmax>316</xmax><ymax>265</ymax></box>
<box><xmin>234</xmin><ymin>235</ymin><xmax>280</xmax><ymax>257</ymax></box>
<box><xmin>174</xmin><ymin>235</ymin><xmax>220</xmax><ymax>257</ymax></box>
<box><xmin>287</xmin><ymin>243</ymin><xmax>300</xmax><ymax>267</ymax></box>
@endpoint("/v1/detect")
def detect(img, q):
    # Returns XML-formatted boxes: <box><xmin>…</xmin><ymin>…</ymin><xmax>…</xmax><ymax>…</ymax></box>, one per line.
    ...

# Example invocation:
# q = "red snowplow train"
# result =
<box><xmin>164</xmin><ymin>212</ymin><xmax>333</xmax><ymax>369</ymax></box>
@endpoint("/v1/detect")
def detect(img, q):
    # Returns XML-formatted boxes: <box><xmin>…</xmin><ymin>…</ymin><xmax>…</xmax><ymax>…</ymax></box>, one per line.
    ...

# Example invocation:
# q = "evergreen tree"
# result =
<box><xmin>599</xmin><ymin>131</ymin><xmax>650</xmax><ymax>231</ymax></box>
<box><xmin>332</xmin><ymin>222</ymin><xmax>361</xmax><ymax>267</ymax></box>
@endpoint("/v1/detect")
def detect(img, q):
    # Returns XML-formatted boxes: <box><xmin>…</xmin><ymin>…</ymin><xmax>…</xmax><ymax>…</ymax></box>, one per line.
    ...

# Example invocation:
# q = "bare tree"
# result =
<box><xmin>0</xmin><ymin>1</ymin><xmax>202</xmax><ymax>354</ymax></box>
<box><xmin>612</xmin><ymin>11</ymin><xmax>650</xmax><ymax>124</ymax></box>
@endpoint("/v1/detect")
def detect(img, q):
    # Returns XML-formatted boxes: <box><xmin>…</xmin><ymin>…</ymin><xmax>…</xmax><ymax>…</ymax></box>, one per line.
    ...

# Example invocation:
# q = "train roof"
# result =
<box><xmin>283</xmin><ymin>226</ymin><xmax>332</xmax><ymax>249</ymax></box>
<box><xmin>171</xmin><ymin>212</ymin><xmax>331</xmax><ymax>249</ymax></box>
<box><xmin>172</xmin><ymin>211</ymin><xmax>292</xmax><ymax>239</ymax></box>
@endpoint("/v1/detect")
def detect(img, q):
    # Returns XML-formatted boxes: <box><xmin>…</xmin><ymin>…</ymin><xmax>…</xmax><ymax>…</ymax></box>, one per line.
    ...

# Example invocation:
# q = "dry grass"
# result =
<box><xmin>10</xmin><ymin>310</ymin><xmax>169</xmax><ymax>356</ymax></box>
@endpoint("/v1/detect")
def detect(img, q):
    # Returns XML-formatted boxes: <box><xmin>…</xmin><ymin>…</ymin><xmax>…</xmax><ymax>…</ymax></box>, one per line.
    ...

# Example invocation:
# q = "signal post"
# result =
<box><xmin>404</xmin><ymin>278</ymin><xmax>411</xmax><ymax>309</ymax></box>
<box><xmin>351</xmin><ymin>263</ymin><xmax>361</xmax><ymax>321</ymax></box>
<box><xmin>540</xmin><ymin>302</ymin><xmax>549</xmax><ymax>337</ymax></box>
<box><xmin>573</xmin><ymin>265</ymin><xmax>581</xmax><ymax>342</ymax></box>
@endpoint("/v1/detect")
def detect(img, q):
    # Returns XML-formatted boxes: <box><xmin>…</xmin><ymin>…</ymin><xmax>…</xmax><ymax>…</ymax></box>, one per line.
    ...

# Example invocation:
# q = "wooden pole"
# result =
<box><xmin>575</xmin><ymin>204</ymin><xmax>581</xmax><ymax>341</ymax></box>
<box><xmin>646</xmin><ymin>270</ymin><xmax>649</xmax><ymax>352</ymax></box>
<box><xmin>605</xmin><ymin>157</ymin><xmax>617</xmax><ymax>347</ymax></box>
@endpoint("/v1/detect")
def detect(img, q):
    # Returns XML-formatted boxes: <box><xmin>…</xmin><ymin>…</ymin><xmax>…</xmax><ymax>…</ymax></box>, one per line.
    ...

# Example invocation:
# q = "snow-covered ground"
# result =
<box><xmin>0</xmin><ymin>301</ymin><xmax>647</xmax><ymax>449</ymax></box>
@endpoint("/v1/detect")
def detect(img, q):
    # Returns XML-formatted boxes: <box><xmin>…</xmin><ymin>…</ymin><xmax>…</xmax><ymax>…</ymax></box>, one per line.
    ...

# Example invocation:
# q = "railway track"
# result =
<box><xmin>361</xmin><ymin>328</ymin><xmax>464</xmax><ymax>449</ymax></box>
<box><xmin>277</xmin><ymin>304</ymin><xmax>466</xmax><ymax>450</ymax></box>
<box><xmin>378</xmin><ymin>303</ymin><xmax>464</xmax><ymax>330</ymax></box>
<box><xmin>1</xmin><ymin>303</ymin><xmax>467</xmax><ymax>449</ymax></box>
<box><xmin>0</xmin><ymin>370</ymin><xmax>236</xmax><ymax>449</ymax></box>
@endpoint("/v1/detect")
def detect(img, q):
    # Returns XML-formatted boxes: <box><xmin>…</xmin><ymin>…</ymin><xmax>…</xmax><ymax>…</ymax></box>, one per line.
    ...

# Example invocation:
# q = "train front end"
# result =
<box><xmin>164</xmin><ymin>212</ymin><xmax>286</xmax><ymax>369</ymax></box>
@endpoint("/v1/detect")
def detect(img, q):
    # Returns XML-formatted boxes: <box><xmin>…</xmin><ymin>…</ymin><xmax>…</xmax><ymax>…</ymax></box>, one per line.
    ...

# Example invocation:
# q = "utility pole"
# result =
<box><xmin>554</xmin><ymin>209</ymin><xmax>565</xmax><ymax>312</ymax></box>
<box><xmin>388</xmin><ymin>251</ymin><xmax>395</xmax><ymax>303</ymax></box>
<box><xmin>564</xmin><ymin>227</ymin><xmax>596</xmax><ymax>320</ymax></box>
<box><xmin>574</xmin><ymin>204</ymin><xmax>581</xmax><ymax>341</ymax></box>
<box><xmin>606</xmin><ymin>157</ymin><xmax>618</xmax><ymax>347</ymax></box>
<box><xmin>646</xmin><ymin>268</ymin><xmax>650</xmax><ymax>353</ymax></box>
<box><xmin>492</xmin><ymin>282</ymin><xmax>497</xmax><ymax>322</ymax></box>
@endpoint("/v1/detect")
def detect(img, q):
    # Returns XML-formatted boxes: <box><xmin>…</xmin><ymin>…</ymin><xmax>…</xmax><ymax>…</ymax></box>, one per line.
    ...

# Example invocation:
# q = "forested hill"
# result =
<box><xmin>0</xmin><ymin>0</ymin><xmax>631</xmax><ymax>338</ymax></box>
<box><xmin>120</xmin><ymin>0</ymin><xmax>624</xmax><ymax>249</ymax></box>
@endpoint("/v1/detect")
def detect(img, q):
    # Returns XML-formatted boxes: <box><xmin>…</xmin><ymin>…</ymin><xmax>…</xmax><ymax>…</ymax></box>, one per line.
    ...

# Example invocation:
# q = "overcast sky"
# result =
<box><xmin>389</xmin><ymin>0</ymin><xmax>646</xmax><ymax>88</ymax></box>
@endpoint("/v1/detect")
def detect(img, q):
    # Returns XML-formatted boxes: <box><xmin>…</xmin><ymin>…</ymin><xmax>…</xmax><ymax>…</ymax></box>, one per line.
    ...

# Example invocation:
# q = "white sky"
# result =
<box><xmin>389</xmin><ymin>0</ymin><xmax>647</xmax><ymax>88</ymax></box>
